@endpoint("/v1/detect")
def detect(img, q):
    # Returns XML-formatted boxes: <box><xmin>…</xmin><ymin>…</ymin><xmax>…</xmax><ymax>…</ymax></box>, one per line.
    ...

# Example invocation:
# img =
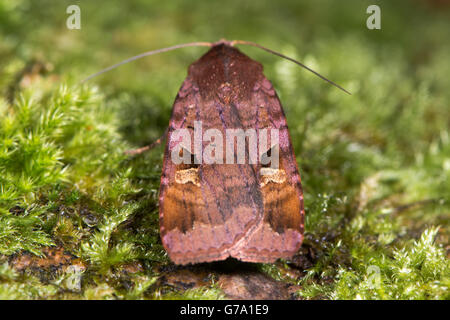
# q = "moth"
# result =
<box><xmin>84</xmin><ymin>39</ymin><xmax>349</xmax><ymax>265</ymax></box>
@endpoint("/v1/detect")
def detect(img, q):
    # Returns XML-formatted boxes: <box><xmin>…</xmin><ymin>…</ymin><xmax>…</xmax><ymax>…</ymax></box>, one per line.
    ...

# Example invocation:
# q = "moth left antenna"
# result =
<box><xmin>80</xmin><ymin>42</ymin><xmax>212</xmax><ymax>83</ymax></box>
<box><xmin>231</xmin><ymin>40</ymin><xmax>351</xmax><ymax>95</ymax></box>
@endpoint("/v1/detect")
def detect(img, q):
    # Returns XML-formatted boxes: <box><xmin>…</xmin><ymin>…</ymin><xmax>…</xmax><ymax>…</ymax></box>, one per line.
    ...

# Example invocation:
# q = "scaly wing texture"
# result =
<box><xmin>159</xmin><ymin>44</ymin><xmax>304</xmax><ymax>264</ymax></box>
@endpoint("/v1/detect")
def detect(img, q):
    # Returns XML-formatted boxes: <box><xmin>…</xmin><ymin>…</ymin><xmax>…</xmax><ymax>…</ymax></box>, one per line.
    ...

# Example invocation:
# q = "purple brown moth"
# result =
<box><xmin>83</xmin><ymin>39</ymin><xmax>350</xmax><ymax>265</ymax></box>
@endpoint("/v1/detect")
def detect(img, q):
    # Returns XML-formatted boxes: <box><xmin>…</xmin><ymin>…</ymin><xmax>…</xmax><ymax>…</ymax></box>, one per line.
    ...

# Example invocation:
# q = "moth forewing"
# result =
<box><xmin>159</xmin><ymin>43</ymin><xmax>304</xmax><ymax>265</ymax></box>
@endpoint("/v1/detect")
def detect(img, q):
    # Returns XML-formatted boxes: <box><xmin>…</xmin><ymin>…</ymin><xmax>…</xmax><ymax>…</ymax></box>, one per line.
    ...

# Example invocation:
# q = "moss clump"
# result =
<box><xmin>0</xmin><ymin>84</ymin><xmax>166</xmax><ymax>299</ymax></box>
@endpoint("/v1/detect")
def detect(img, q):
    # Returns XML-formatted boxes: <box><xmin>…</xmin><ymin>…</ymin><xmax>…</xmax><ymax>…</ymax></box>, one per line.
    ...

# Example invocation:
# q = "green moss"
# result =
<box><xmin>298</xmin><ymin>227</ymin><xmax>449</xmax><ymax>300</ymax></box>
<box><xmin>157</xmin><ymin>286</ymin><xmax>226</xmax><ymax>300</ymax></box>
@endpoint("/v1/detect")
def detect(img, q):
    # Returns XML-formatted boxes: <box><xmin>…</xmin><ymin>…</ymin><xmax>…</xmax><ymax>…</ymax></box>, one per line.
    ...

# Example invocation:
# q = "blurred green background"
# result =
<box><xmin>0</xmin><ymin>0</ymin><xmax>449</xmax><ymax>299</ymax></box>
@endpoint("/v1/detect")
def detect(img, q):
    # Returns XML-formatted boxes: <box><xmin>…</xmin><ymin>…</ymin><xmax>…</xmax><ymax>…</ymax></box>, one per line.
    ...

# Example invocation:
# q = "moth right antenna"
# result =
<box><xmin>232</xmin><ymin>40</ymin><xmax>351</xmax><ymax>95</ymax></box>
